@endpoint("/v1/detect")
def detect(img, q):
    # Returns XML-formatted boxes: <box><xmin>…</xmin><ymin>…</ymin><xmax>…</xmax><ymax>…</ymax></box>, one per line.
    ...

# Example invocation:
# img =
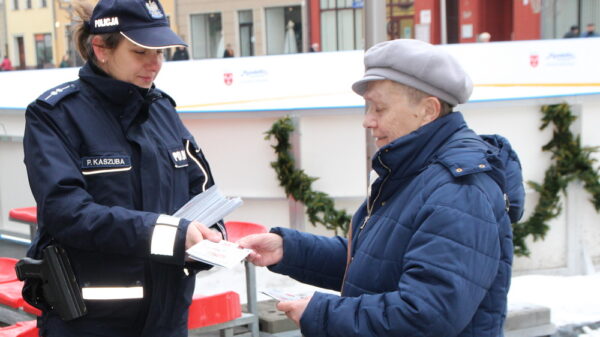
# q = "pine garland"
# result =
<box><xmin>266</xmin><ymin>105</ymin><xmax>600</xmax><ymax>256</ymax></box>
<box><xmin>513</xmin><ymin>103</ymin><xmax>600</xmax><ymax>256</ymax></box>
<box><xmin>264</xmin><ymin>116</ymin><xmax>352</xmax><ymax>235</ymax></box>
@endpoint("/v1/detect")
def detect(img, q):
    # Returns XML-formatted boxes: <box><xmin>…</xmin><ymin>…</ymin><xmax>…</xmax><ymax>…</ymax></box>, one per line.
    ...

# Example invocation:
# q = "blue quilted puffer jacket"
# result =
<box><xmin>270</xmin><ymin>111</ymin><xmax>523</xmax><ymax>337</ymax></box>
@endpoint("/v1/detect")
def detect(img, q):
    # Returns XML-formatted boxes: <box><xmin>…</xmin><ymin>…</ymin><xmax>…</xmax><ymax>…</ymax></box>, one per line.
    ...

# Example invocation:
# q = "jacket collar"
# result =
<box><xmin>79</xmin><ymin>61</ymin><xmax>149</xmax><ymax>106</ymax></box>
<box><xmin>78</xmin><ymin>62</ymin><xmax>161</xmax><ymax>129</ymax></box>
<box><xmin>372</xmin><ymin>111</ymin><xmax>468</xmax><ymax>180</ymax></box>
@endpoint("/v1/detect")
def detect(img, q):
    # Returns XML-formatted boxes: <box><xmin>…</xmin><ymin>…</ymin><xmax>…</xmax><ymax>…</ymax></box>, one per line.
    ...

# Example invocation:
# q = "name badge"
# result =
<box><xmin>169</xmin><ymin>147</ymin><xmax>188</xmax><ymax>168</ymax></box>
<box><xmin>81</xmin><ymin>155</ymin><xmax>132</xmax><ymax>175</ymax></box>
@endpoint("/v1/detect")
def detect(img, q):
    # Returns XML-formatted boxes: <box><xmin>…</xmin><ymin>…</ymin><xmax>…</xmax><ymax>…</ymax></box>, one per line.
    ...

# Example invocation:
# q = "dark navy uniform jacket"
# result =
<box><xmin>23</xmin><ymin>62</ymin><xmax>224</xmax><ymax>337</ymax></box>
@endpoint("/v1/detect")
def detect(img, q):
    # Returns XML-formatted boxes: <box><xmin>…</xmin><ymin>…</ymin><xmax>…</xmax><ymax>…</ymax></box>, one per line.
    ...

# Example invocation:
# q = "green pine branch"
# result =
<box><xmin>513</xmin><ymin>103</ymin><xmax>600</xmax><ymax>256</ymax></box>
<box><xmin>266</xmin><ymin>105</ymin><xmax>600</xmax><ymax>257</ymax></box>
<box><xmin>265</xmin><ymin>116</ymin><xmax>352</xmax><ymax>235</ymax></box>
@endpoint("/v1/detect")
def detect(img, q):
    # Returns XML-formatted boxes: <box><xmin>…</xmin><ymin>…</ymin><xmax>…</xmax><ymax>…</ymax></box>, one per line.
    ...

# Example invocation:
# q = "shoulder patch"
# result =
<box><xmin>154</xmin><ymin>88</ymin><xmax>177</xmax><ymax>107</ymax></box>
<box><xmin>36</xmin><ymin>81</ymin><xmax>79</xmax><ymax>108</ymax></box>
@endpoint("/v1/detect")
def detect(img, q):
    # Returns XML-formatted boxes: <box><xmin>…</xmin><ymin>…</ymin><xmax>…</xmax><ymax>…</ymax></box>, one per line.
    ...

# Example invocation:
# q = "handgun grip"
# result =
<box><xmin>44</xmin><ymin>245</ymin><xmax>87</xmax><ymax>320</ymax></box>
<box><xmin>15</xmin><ymin>258</ymin><xmax>43</xmax><ymax>281</ymax></box>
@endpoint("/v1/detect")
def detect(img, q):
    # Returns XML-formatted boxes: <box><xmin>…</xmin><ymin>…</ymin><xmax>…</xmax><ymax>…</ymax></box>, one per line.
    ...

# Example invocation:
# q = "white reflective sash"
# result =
<box><xmin>151</xmin><ymin>214</ymin><xmax>180</xmax><ymax>256</ymax></box>
<box><xmin>82</xmin><ymin>286</ymin><xmax>143</xmax><ymax>300</ymax></box>
<box><xmin>81</xmin><ymin>166</ymin><xmax>132</xmax><ymax>176</ymax></box>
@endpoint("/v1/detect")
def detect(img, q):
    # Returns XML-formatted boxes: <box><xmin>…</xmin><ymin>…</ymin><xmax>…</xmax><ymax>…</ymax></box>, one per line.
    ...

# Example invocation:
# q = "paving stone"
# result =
<box><xmin>505</xmin><ymin>302</ymin><xmax>557</xmax><ymax>337</ymax></box>
<box><xmin>244</xmin><ymin>300</ymin><xmax>296</xmax><ymax>333</ymax></box>
<box><xmin>505</xmin><ymin>302</ymin><xmax>552</xmax><ymax>330</ymax></box>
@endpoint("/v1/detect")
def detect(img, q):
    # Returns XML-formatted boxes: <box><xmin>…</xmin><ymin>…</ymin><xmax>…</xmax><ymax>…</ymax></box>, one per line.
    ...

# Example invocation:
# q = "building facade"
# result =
<box><xmin>540</xmin><ymin>0</ymin><xmax>600</xmax><ymax>39</ymax></box>
<box><xmin>1</xmin><ymin>0</ymin><xmax>598</xmax><ymax>70</ymax></box>
<box><xmin>0</xmin><ymin>0</ymin><xmax>7</xmax><ymax>58</ymax></box>
<box><xmin>309</xmin><ymin>0</ymin><xmax>364</xmax><ymax>52</ymax></box>
<box><xmin>307</xmin><ymin>0</ymin><xmax>543</xmax><ymax>51</ymax></box>
<box><xmin>414</xmin><ymin>0</ymin><xmax>541</xmax><ymax>44</ymax></box>
<box><xmin>175</xmin><ymin>0</ymin><xmax>306</xmax><ymax>59</ymax></box>
<box><xmin>3</xmin><ymin>0</ymin><xmax>178</xmax><ymax>69</ymax></box>
<box><xmin>53</xmin><ymin>0</ymin><xmax>78</xmax><ymax>68</ymax></box>
<box><xmin>5</xmin><ymin>0</ymin><xmax>54</xmax><ymax>69</ymax></box>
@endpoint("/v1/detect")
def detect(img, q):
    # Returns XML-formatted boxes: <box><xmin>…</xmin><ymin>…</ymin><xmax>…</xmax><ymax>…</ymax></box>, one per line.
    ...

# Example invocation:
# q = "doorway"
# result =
<box><xmin>446</xmin><ymin>0</ymin><xmax>459</xmax><ymax>43</ymax></box>
<box><xmin>16</xmin><ymin>36</ymin><xmax>25</xmax><ymax>69</ymax></box>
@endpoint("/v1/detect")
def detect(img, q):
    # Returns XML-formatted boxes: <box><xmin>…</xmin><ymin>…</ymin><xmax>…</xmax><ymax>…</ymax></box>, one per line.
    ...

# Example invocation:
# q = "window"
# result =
<box><xmin>12</xmin><ymin>0</ymin><xmax>19</xmax><ymax>10</ymax></box>
<box><xmin>39</xmin><ymin>0</ymin><xmax>46</xmax><ymax>8</ymax></box>
<box><xmin>320</xmin><ymin>0</ymin><xmax>363</xmax><ymax>51</ymax></box>
<box><xmin>190</xmin><ymin>12</ymin><xmax>222</xmax><ymax>59</ymax></box>
<box><xmin>26</xmin><ymin>0</ymin><xmax>31</xmax><ymax>9</ymax></box>
<box><xmin>35</xmin><ymin>33</ymin><xmax>53</xmax><ymax>68</ymax></box>
<box><xmin>265</xmin><ymin>6</ymin><xmax>302</xmax><ymax>55</ymax></box>
<box><xmin>387</xmin><ymin>0</ymin><xmax>415</xmax><ymax>40</ymax></box>
<box><xmin>238</xmin><ymin>10</ymin><xmax>254</xmax><ymax>56</ymax></box>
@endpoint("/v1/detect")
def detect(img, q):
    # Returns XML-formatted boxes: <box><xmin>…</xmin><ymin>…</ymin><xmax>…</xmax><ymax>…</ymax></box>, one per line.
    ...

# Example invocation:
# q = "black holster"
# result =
<box><xmin>15</xmin><ymin>245</ymin><xmax>87</xmax><ymax>321</ymax></box>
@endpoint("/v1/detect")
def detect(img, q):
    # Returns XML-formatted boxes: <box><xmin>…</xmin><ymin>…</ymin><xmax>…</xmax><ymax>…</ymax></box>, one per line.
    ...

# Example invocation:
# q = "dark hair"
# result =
<box><xmin>73</xmin><ymin>0</ymin><xmax>123</xmax><ymax>63</ymax></box>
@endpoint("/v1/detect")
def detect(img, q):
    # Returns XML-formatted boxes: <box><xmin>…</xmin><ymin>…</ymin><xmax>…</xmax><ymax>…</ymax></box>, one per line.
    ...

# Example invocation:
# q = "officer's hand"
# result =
<box><xmin>277</xmin><ymin>296</ymin><xmax>311</xmax><ymax>327</ymax></box>
<box><xmin>191</xmin><ymin>221</ymin><xmax>222</xmax><ymax>243</ymax></box>
<box><xmin>185</xmin><ymin>224</ymin><xmax>203</xmax><ymax>250</ymax></box>
<box><xmin>237</xmin><ymin>233</ymin><xmax>283</xmax><ymax>267</ymax></box>
<box><xmin>185</xmin><ymin>221</ymin><xmax>221</xmax><ymax>250</ymax></box>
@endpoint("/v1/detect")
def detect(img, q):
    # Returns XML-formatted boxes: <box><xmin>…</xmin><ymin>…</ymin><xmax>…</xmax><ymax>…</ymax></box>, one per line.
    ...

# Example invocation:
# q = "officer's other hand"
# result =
<box><xmin>237</xmin><ymin>233</ymin><xmax>283</xmax><ymax>267</ymax></box>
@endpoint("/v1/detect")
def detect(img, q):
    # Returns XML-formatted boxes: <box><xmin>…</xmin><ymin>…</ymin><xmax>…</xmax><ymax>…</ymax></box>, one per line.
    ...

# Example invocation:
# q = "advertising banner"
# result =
<box><xmin>0</xmin><ymin>38</ymin><xmax>599</xmax><ymax>112</ymax></box>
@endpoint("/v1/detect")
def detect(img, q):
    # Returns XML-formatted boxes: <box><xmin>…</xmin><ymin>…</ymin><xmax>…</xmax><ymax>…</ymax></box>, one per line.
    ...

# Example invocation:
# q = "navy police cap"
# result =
<box><xmin>89</xmin><ymin>0</ymin><xmax>187</xmax><ymax>49</ymax></box>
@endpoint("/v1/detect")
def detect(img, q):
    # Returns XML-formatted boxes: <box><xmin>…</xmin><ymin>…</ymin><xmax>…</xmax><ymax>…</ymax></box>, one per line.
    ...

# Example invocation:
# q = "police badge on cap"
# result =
<box><xmin>89</xmin><ymin>0</ymin><xmax>187</xmax><ymax>49</ymax></box>
<box><xmin>145</xmin><ymin>1</ymin><xmax>164</xmax><ymax>19</ymax></box>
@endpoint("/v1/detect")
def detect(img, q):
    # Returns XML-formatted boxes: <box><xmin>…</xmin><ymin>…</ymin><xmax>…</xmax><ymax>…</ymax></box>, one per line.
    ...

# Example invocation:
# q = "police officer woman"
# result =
<box><xmin>22</xmin><ymin>0</ymin><xmax>224</xmax><ymax>336</ymax></box>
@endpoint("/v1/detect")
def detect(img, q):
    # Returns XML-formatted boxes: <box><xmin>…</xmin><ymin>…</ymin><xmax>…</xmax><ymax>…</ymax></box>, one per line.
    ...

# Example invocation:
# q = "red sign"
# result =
<box><xmin>530</xmin><ymin>54</ymin><xmax>539</xmax><ymax>68</ymax></box>
<box><xmin>224</xmin><ymin>73</ymin><xmax>233</xmax><ymax>85</ymax></box>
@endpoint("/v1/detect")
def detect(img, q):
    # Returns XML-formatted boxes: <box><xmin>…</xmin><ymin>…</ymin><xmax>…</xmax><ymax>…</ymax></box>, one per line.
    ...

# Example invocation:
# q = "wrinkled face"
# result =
<box><xmin>362</xmin><ymin>80</ymin><xmax>431</xmax><ymax>148</ymax></box>
<box><xmin>95</xmin><ymin>37</ymin><xmax>164</xmax><ymax>88</ymax></box>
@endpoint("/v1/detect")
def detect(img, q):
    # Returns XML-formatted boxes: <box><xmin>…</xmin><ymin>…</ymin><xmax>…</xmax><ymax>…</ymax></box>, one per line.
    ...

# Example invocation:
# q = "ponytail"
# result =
<box><xmin>72</xmin><ymin>0</ymin><xmax>122</xmax><ymax>63</ymax></box>
<box><xmin>73</xmin><ymin>0</ymin><xmax>94</xmax><ymax>61</ymax></box>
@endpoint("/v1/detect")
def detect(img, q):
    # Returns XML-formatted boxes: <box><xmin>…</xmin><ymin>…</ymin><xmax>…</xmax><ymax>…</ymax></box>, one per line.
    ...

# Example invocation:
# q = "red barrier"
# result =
<box><xmin>0</xmin><ymin>258</ymin><xmax>18</xmax><ymax>284</ymax></box>
<box><xmin>187</xmin><ymin>291</ymin><xmax>241</xmax><ymax>330</ymax></box>
<box><xmin>0</xmin><ymin>320</ymin><xmax>38</xmax><ymax>337</ymax></box>
<box><xmin>224</xmin><ymin>221</ymin><xmax>267</xmax><ymax>243</ymax></box>
<box><xmin>8</xmin><ymin>208</ymin><xmax>37</xmax><ymax>225</ymax></box>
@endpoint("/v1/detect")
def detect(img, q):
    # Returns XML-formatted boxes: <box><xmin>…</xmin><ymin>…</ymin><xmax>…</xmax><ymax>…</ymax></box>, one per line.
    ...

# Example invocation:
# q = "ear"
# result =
<box><xmin>420</xmin><ymin>97</ymin><xmax>441</xmax><ymax>125</ymax></box>
<box><xmin>91</xmin><ymin>36</ymin><xmax>109</xmax><ymax>62</ymax></box>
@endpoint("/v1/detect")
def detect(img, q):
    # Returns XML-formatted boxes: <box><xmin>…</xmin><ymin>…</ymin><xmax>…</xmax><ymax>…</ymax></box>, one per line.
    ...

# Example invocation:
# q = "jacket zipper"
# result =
<box><xmin>359</xmin><ymin>154</ymin><xmax>391</xmax><ymax>233</ymax></box>
<box><xmin>342</xmin><ymin>153</ymin><xmax>391</xmax><ymax>294</ymax></box>
<box><xmin>184</xmin><ymin>140</ymin><xmax>226</xmax><ymax>238</ymax></box>
<box><xmin>185</xmin><ymin>140</ymin><xmax>209</xmax><ymax>191</ymax></box>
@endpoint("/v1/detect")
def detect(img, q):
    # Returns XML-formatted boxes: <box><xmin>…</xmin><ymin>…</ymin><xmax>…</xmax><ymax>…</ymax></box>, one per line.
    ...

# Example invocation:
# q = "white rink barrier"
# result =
<box><xmin>1</xmin><ymin>38</ymin><xmax>600</xmax><ymax>275</ymax></box>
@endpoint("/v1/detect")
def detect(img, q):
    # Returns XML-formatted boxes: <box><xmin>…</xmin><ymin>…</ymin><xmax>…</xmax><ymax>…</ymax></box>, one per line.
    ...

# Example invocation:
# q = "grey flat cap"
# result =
<box><xmin>352</xmin><ymin>39</ymin><xmax>473</xmax><ymax>105</ymax></box>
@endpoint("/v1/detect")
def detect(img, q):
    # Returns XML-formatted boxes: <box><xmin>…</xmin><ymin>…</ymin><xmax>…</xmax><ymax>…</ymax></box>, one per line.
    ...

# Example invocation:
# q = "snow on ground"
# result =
<box><xmin>194</xmin><ymin>262</ymin><xmax>338</xmax><ymax>303</ymax></box>
<box><xmin>508</xmin><ymin>272</ymin><xmax>600</xmax><ymax>327</ymax></box>
<box><xmin>196</xmin><ymin>263</ymin><xmax>600</xmax><ymax>331</ymax></box>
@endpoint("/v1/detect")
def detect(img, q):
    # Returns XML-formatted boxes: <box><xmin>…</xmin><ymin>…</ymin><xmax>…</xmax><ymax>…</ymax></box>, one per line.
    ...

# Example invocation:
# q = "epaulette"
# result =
<box><xmin>36</xmin><ymin>81</ymin><xmax>79</xmax><ymax>108</ymax></box>
<box><xmin>154</xmin><ymin>88</ymin><xmax>177</xmax><ymax>107</ymax></box>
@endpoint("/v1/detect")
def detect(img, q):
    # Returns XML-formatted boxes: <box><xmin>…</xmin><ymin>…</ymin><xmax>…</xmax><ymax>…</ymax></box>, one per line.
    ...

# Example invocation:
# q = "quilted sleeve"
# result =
<box><xmin>299</xmin><ymin>181</ymin><xmax>503</xmax><ymax>336</ymax></box>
